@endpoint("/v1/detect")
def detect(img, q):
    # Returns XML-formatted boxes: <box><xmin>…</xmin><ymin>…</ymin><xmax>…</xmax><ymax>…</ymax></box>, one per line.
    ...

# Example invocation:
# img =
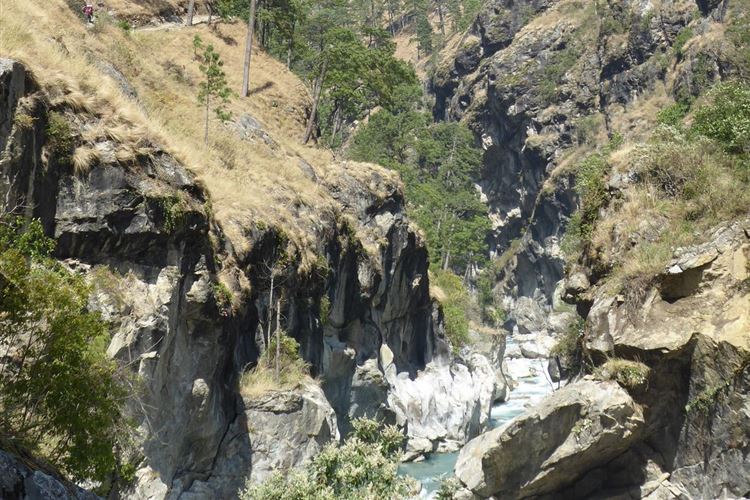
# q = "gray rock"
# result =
<box><xmin>243</xmin><ymin>383</ymin><xmax>338</xmax><ymax>484</ymax></box>
<box><xmin>0</xmin><ymin>449</ymin><xmax>99</xmax><ymax>499</ymax></box>
<box><xmin>455</xmin><ymin>379</ymin><xmax>645</xmax><ymax>498</ymax></box>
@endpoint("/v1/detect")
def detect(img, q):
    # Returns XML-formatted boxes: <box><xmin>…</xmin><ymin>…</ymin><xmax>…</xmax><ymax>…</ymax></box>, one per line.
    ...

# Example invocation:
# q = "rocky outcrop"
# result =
<box><xmin>241</xmin><ymin>384</ymin><xmax>338</xmax><ymax>484</ymax></box>
<box><xmin>0</xmin><ymin>449</ymin><xmax>98</xmax><ymax>500</ymax></box>
<box><xmin>0</xmin><ymin>58</ymin><xmax>494</xmax><ymax>497</ymax></box>
<box><xmin>431</xmin><ymin>0</ymin><xmax>738</xmax><ymax>331</ymax></box>
<box><xmin>385</xmin><ymin>344</ymin><xmax>499</xmax><ymax>460</ymax></box>
<box><xmin>455</xmin><ymin>379</ymin><xmax>645</xmax><ymax>498</ymax></box>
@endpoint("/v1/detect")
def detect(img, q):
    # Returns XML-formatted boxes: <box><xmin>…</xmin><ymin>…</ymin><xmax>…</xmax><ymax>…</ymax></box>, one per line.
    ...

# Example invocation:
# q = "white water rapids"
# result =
<box><xmin>398</xmin><ymin>337</ymin><xmax>555</xmax><ymax>497</ymax></box>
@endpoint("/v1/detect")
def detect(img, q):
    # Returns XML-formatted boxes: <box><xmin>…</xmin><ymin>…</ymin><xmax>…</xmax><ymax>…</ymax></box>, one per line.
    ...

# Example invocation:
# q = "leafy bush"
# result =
<box><xmin>239</xmin><ymin>418</ymin><xmax>412</xmax><ymax>500</ymax></box>
<box><xmin>656</xmin><ymin>102</ymin><xmax>690</xmax><ymax>126</ymax></box>
<box><xmin>45</xmin><ymin>111</ymin><xmax>74</xmax><ymax>164</ymax></box>
<box><xmin>431</xmin><ymin>270</ymin><xmax>470</xmax><ymax>350</ymax></box>
<box><xmin>673</xmin><ymin>27</ymin><xmax>694</xmax><ymax>58</ymax></box>
<box><xmin>692</xmin><ymin>81</ymin><xmax>750</xmax><ymax>155</ymax></box>
<box><xmin>0</xmin><ymin>216</ymin><xmax>125</xmax><ymax>481</ymax></box>
<box><xmin>594</xmin><ymin>359</ymin><xmax>650</xmax><ymax>390</ymax></box>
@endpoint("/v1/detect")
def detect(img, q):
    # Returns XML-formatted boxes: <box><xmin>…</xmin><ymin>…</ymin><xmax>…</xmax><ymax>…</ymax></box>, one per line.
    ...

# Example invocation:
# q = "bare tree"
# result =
<box><xmin>186</xmin><ymin>0</ymin><xmax>196</xmax><ymax>26</ymax></box>
<box><xmin>302</xmin><ymin>59</ymin><xmax>328</xmax><ymax>144</ymax></box>
<box><xmin>240</xmin><ymin>0</ymin><xmax>259</xmax><ymax>98</ymax></box>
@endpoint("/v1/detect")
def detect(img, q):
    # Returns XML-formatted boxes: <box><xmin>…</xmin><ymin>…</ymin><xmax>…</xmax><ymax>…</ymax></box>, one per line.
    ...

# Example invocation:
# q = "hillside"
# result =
<box><xmin>1</xmin><ymin>0</ymin><xmax>750</xmax><ymax>498</ymax></box>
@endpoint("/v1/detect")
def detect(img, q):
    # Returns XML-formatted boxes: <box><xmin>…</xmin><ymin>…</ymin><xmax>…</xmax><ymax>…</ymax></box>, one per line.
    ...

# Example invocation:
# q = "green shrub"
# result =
<box><xmin>656</xmin><ymin>102</ymin><xmax>690</xmax><ymax>127</ymax></box>
<box><xmin>437</xmin><ymin>477</ymin><xmax>462</xmax><ymax>499</ymax></box>
<box><xmin>431</xmin><ymin>269</ymin><xmax>470</xmax><ymax>351</ymax></box>
<box><xmin>213</xmin><ymin>282</ymin><xmax>233</xmax><ymax>310</ymax></box>
<box><xmin>0</xmin><ymin>216</ymin><xmax>126</xmax><ymax>481</ymax></box>
<box><xmin>240</xmin><ymin>332</ymin><xmax>308</xmax><ymax>398</ymax></box>
<box><xmin>550</xmin><ymin>317</ymin><xmax>584</xmax><ymax>373</ymax></box>
<box><xmin>673</xmin><ymin>27</ymin><xmax>694</xmax><ymax>58</ymax></box>
<box><xmin>692</xmin><ymin>81</ymin><xmax>750</xmax><ymax>155</ymax></box>
<box><xmin>594</xmin><ymin>359</ymin><xmax>650</xmax><ymax>390</ymax></box>
<box><xmin>45</xmin><ymin>111</ymin><xmax>74</xmax><ymax>164</ymax></box>
<box><xmin>239</xmin><ymin>418</ymin><xmax>412</xmax><ymax>500</ymax></box>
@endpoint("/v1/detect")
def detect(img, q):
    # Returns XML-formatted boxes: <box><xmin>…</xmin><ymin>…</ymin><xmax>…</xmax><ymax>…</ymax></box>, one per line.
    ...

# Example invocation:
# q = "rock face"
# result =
<box><xmin>386</xmin><ymin>345</ymin><xmax>499</xmax><ymax>459</ymax></box>
<box><xmin>241</xmin><ymin>384</ymin><xmax>338</xmax><ymax>484</ymax></box>
<box><xmin>455</xmin><ymin>379</ymin><xmax>645</xmax><ymax>498</ymax></box>
<box><xmin>0</xmin><ymin>449</ymin><xmax>98</xmax><ymax>500</ymax></box>
<box><xmin>431</xmin><ymin>0</ymin><xmax>738</xmax><ymax>335</ymax></box>
<box><xmin>0</xmin><ymin>59</ymin><xmax>493</xmax><ymax>497</ymax></box>
<box><xmin>456</xmin><ymin>220</ymin><xmax>750</xmax><ymax>499</ymax></box>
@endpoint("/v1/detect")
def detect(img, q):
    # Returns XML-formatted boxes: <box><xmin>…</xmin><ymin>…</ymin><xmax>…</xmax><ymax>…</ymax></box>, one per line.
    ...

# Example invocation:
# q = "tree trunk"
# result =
<box><xmin>437</xmin><ymin>1</ymin><xmax>446</xmax><ymax>36</ymax></box>
<box><xmin>204</xmin><ymin>93</ymin><xmax>210</xmax><ymax>145</ymax></box>
<box><xmin>207</xmin><ymin>1</ymin><xmax>213</xmax><ymax>24</ymax></box>
<box><xmin>240</xmin><ymin>0</ymin><xmax>258</xmax><ymax>98</ymax></box>
<box><xmin>275</xmin><ymin>299</ymin><xmax>281</xmax><ymax>383</ymax></box>
<box><xmin>186</xmin><ymin>0</ymin><xmax>195</xmax><ymax>26</ymax></box>
<box><xmin>266</xmin><ymin>271</ymin><xmax>274</xmax><ymax>358</ymax></box>
<box><xmin>302</xmin><ymin>59</ymin><xmax>327</xmax><ymax>144</ymax></box>
<box><xmin>286</xmin><ymin>22</ymin><xmax>295</xmax><ymax>69</ymax></box>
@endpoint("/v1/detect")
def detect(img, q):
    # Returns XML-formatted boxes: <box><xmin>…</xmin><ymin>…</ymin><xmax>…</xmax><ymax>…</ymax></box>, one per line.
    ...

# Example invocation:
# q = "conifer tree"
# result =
<box><xmin>195</xmin><ymin>37</ymin><xmax>234</xmax><ymax>144</ymax></box>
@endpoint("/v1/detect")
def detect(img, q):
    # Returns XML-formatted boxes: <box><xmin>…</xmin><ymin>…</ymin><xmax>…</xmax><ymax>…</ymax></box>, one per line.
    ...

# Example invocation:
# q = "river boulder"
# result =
<box><xmin>454</xmin><ymin>379</ymin><xmax>645</xmax><ymax>498</ymax></box>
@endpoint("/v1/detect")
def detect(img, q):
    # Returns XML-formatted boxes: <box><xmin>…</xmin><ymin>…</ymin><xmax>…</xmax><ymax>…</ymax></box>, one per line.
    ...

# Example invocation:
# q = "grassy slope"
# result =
<box><xmin>0</xmin><ymin>0</ymin><xmax>400</xmax><ymax>266</ymax></box>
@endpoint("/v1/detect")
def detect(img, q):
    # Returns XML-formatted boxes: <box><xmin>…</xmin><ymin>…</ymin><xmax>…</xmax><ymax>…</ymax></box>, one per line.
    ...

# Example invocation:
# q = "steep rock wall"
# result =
<box><xmin>0</xmin><ymin>58</ymin><xmax>496</xmax><ymax>498</ymax></box>
<box><xmin>430</xmin><ymin>0</ymin><xmax>733</xmax><ymax>334</ymax></box>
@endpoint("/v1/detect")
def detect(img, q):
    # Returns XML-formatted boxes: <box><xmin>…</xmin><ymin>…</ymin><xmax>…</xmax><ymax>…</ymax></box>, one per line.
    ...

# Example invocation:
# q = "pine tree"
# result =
<box><xmin>195</xmin><ymin>38</ymin><xmax>234</xmax><ymax>144</ymax></box>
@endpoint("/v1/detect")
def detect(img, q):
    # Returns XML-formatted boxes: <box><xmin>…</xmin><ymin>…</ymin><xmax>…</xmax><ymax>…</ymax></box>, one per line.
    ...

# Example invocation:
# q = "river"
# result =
<box><xmin>398</xmin><ymin>338</ymin><xmax>555</xmax><ymax>497</ymax></box>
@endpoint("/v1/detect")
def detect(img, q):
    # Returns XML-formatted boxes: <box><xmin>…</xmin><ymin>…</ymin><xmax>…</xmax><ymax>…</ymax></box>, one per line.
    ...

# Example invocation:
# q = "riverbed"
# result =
<box><xmin>398</xmin><ymin>339</ymin><xmax>555</xmax><ymax>496</ymax></box>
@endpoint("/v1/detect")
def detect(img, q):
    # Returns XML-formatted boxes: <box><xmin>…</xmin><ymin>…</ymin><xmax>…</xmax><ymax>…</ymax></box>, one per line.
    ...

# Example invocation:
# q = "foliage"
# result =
<box><xmin>539</xmin><ymin>45</ymin><xmax>580</xmax><ymax>103</ymax></box>
<box><xmin>431</xmin><ymin>270</ymin><xmax>470</xmax><ymax>350</ymax></box>
<box><xmin>673</xmin><ymin>27</ymin><xmax>693</xmax><ymax>59</ymax></box>
<box><xmin>319</xmin><ymin>294</ymin><xmax>331</xmax><ymax>327</ymax></box>
<box><xmin>213</xmin><ymin>282</ymin><xmax>233</xmax><ymax>310</ymax></box>
<box><xmin>45</xmin><ymin>111</ymin><xmax>74</xmax><ymax>165</ymax></box>
<box><xmin>594</xmin><ymin>359</ymin><xmax>650</xmax><ymax>390</ymax></box>
<box><xmin>239</xmin><ymin>418</ymin><xmax>412</xmax><ymax>500</ymax></box>
<box><xmin>350</xmin><ymin>112</ymin><xmax>489</xmax><ymax>274</ymax></box>
<box><xmin>240</xmin><ymin>331</ymin><xmax>308</xmax><ymax>397</ymax></box>
<box><xmin>656</xmin><ymin>102</ymin><xmax>690</xmax><ymax>126</ymax></box>
<box><xmin>436</xmin><ymin>477</ymin><xmax>462</xmax><ymax>499</ymax></box>
<box><xmin>194</xmin><ymin>37</ymin><xmax>234</xmax><ymax>143</ymax></box>
<box><xmin>0</xmin><ymin>216</ymin><xmax>125</xmax><ymax>481</ymax></box>
<box><xmin>692</xmin><ymin>81</ymin><xmax>750</xmax><ymax>155</ymax></box>
<box><xmin>550</xmin><ymin>317</ymin><xmax>584</xmax><ymax>373</ymax></box>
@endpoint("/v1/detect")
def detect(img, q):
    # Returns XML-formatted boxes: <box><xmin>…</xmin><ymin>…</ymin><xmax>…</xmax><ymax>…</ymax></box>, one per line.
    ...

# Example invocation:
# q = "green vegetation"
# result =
<box><xmin>159</xmin><ymin>195</ymin><xmax>187</xmax><ymax>233</ymax></box>
<box><xmin>692</xmin><ymin>82</ymin><xmax>750</xmax><ymax>155</ymax></box>
<box><xmin>673</xmin><ymin>27</ymin><xmax>693</xmax><ymax>59</ymax></box>
<box><xmin>195</xmin><ymin>36</ymin><xmax>234</xmax><ymax>144</ymax></box>
<box><xmin>594</xmin><ymin>359</ymin><xmax>650</xmax><ymax>390</ymax></box>
<box><xmin>550</xmin><ymin>317</ymin><xmax>584</xmax><ymax>373</ymax></box>
<box><xmin>349</xmin><ymin>105</ymin><xmax>490</xmax><ymax>274</ymax></box>
<box><xmin>431</xmin><ymin>269</ymin><xmax>471</xmax><ymax>350</ymax></box>
<box><xmin>45</xmin><ymin>111</ymin><xmax>74</xmax><ymax>164</ymax></box>
<box><xmin>213</xmin><ymin>282</ymin><xmax>233</xmax><ymax>311</ymax></box>
<box><xmin>561</xmin><ymin>135</ymin><xmax>623</xmax><ymax>258</ymax></box>
<box><xmin>437</xmin><ymin>477</ymin><xmax>462</xmax><ymax>499</ymax></box>
<box><xmin>240</xmin><ymin>331</ymin><xmax>309</xmax><ymax>397</ymax></box>
<box><xmin>239</xmin><ymin>418</ymin><xmax>413</xmax><ymax>499</ymax></box>
<box><xmin>656</xmin><ymin>102</ymin><xmax>690</xmax><ymax>126</ymax></box>
<box><xmin>539</xmin><ymin>44</ymin><xmax>580</xmax><ymax>103</ymax></box>
<box><xmin>0</xmin><ymin>217</ymin><xmax>125</xmax><ymax>482</ymax></box>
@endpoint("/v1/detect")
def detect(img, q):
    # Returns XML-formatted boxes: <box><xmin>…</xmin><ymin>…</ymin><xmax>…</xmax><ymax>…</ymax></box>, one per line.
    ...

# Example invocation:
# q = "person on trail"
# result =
<box><xmin>83</xmin><ymin>3</ymin><xmax>94</xmax><ymax>23</ymax></box>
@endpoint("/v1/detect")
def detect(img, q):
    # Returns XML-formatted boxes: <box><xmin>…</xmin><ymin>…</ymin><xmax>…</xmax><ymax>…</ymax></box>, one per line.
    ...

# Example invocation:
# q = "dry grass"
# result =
<box><xmin>239</xmin><ymin>358</ymin><xmax>310</xmax><ymax>399</ymax></box>
<box><xmin>0</xmin><ymin>0</ymin><xmax>401</xmax><ymax>268</ymax></box>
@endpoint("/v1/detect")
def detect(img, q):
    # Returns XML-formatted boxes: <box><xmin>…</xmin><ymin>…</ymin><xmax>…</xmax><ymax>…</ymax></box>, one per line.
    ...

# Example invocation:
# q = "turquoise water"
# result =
<box><xmin>399</xmin><ymin>347</ymin><xmax>554</xmax><ymax>497</ymax></box>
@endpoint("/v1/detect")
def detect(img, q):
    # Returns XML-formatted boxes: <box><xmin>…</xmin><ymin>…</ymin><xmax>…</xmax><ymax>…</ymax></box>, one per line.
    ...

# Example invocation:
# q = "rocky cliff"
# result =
<box><xmin>431</xmin><ymin>0</ymin><xmax>741</xmax><ymax>341</ymax></box>
<box><xmin>434</xmin><ymin>0</ymin><xmax>750</xmax><ymax>498</ymax></box>
<box><xmin>0</xmin><ymin>57</ymin><xmax>502</xmax><ymax>498</ymax></box>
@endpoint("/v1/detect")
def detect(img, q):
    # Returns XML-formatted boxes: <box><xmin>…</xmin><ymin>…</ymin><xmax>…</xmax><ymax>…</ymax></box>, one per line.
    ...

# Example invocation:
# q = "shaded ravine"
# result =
<box><xmin>399</xmin><ymin>337</ymin><xmax>554</xmax><ymax>496</ymax></box>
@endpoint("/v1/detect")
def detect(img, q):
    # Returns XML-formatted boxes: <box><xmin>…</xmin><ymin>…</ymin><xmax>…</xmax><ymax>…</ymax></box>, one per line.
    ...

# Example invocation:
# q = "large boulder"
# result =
<box><xmin>455</xmin><ymin>379</ymin><xmax>645</xmax><ymax>498</ymax></box>
<box><xmin>242</xmin><ymin>383</ymin><xmax>338</xmax><ymax>484</ymax></box>
<box><xmin>385</xmin><ymin>345</ymin><xmax>497</xmax><ymax>460</ymax></box>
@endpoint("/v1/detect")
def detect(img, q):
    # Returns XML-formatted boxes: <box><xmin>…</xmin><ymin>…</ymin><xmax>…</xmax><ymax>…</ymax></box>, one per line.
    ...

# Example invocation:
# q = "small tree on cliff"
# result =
<box><xmin>195</xmin><ymin>37</ymin><xmax>234</xmax><ymax>144</ymax></box>
<box><xmin>0</xmin><ymin>215</ymin><xmax>126</xmax><ymax>482</ymax></box>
